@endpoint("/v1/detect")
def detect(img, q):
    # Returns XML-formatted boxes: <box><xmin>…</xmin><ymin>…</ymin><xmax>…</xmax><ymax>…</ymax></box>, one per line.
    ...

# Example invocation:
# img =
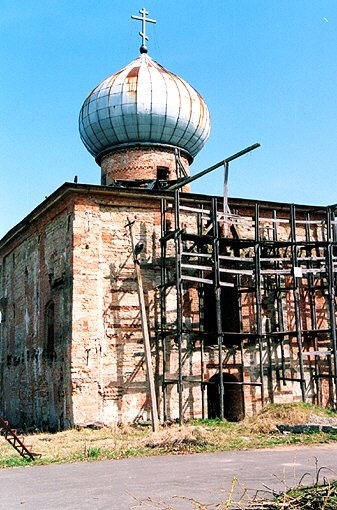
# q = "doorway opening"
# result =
<box><xmin>207</xmin><ymin>372</ymin><xmax>244</xmax><ymax>421</ymax></box>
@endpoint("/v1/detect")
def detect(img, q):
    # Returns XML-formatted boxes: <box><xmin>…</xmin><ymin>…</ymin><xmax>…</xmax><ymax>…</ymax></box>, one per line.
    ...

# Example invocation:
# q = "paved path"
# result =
<box><xmin>1</xmin><ymin>444</ymin><xmax>337</xmax><ymax>509</ymax></box>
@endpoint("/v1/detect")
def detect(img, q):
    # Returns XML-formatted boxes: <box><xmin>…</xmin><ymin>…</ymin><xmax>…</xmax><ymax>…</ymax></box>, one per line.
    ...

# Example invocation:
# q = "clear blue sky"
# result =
<box><xmin>1</xmin><ymin>1</ymin><xmax>337</xmax><ymax>238</ymax></box>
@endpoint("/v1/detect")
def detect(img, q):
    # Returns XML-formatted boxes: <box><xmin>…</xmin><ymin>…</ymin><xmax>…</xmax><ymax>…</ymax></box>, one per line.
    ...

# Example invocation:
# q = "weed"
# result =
<box><xmin>0</xmin><ymin>456</ymin><xmax>31</xmax><ymax>468</ymax></box>
<box><xmin>86</xmin><ymin>447</ymin><xmax>101</xmax><ymax>458</ymax></box>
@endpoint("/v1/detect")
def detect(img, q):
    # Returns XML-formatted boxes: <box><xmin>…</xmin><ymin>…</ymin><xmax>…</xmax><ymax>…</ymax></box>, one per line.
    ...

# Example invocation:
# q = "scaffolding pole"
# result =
<box><xmin>160</xmin><ymin>198</ymin><xmax>168</xmax><ymax>421</ymax></box>
<box><xmin>326</xmin><ymin>207</ymin><xmax>337</xmax><ymax>408</ymax></box>
<box><xmin>126</xmin><ymin>219</ymin><xmax>159</xmax><ymax>432</ymax></box>
<box><xmin>174</xmin><ymin>190</ymin><xmax>184</xmax><ymax>424</ymax></box>
<box><xmin>254</xmin><ymin>204</ymin><xmax>265</xmax><ymax>406</ymax></box>
<box><xmin>272</xmin><ymin>209</ymin><xmax>287</xmax><ymax>384</ymax></box>
<box><xmin>305</xmin><ymin>211</ymin><xmax>320</xmax><ymax>404</ymax></box>
<box><xmin>212</xmin><ymin>198</ymin><xmax>225</xmax><ymax>420</ymax></box>
<box><xmin>290</xmin><ymin>205</ymin><xmax>306</xmax><ymax>402</ymax></box>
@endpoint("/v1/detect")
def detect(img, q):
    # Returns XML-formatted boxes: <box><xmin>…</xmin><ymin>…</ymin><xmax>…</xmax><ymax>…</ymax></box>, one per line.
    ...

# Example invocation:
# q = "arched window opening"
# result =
<box><xmin>207</xmin><ymin>372</ymin><xmax>244</xmax><ymax>422</ymax></box>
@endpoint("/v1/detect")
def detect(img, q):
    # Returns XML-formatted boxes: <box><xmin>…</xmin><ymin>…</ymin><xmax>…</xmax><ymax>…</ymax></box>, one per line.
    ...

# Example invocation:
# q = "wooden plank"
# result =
<box><xmin>220</xmin><ymin>281</ymin><xmax>235</xmax><ymax>287</ymax></box>
<box><xmin>182</xmin><ymin>252</ymin><xmax>212</xmax><ymax>259</ymax></box>
<box><xmin>219</xmin><ymin>267</ymin><xmax>254</xmax><ymax>275</ymax></box>
<box><xmin>260</xmin><ymin>257</ymin><xmax>291</xmax><ymax>262</ymax></box>
<box><xmin>219</xmin><ymin>255</ymin><xmax>254</xmax><ymax>262</ymax></box>
<box><xmin>181</xmin><ymin>275</ymin><xmax>213</xmax><ymax>284</ymax></box>
<box><xmin>181</xmin><ymin>275</ymin><xmax>235</xmax><ymax>287</ymax></box>
<box><xmin>302</xmin><ymin>351</ymin><xmax>331</xmax><ymax>356</ymax></box>
<box><xmin>258</xmin><ymin>217</ymin><xmax>289</xmax><ymax>224</ymax></box>
<box><xmin>261</xmin><ymin>269</ymin><xmax>291</xmax><ymax>275</ymax></box>
<box><xmin>179</xmin><ymin>204</ymin><xmax>211</xmax><ymax>215</ymax></box>
<box><xmin>302</xmin><ymin>268</ymin><xmax>326</xmax><ymax>274</ymax></box>
<box><xmin>295</xmin><ymin>219</ymin><xmax>326</xmax><ymax>225</ymax></box>
<box><xmin>298</xmin><ymin>256</ymin><xmax>325</xmax><ymax>262</ymax></box>
<box><xmin>181</xmin><ymin>263</ymin><xmax>212</xmax><ymax>271</ymax></box>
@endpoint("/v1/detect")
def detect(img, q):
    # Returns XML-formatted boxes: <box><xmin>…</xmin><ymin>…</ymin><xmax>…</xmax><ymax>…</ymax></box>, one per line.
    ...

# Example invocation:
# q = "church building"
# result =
<box><xmin>1</xmin><ymin>10</ymin><xmax>337</xmax><ymax>431</ymax></box>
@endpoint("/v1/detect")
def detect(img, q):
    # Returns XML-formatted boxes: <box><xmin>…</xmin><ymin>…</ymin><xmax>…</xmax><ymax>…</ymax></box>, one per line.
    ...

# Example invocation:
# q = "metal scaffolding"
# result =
<box><xmin>159</xmin><ymin>191</ymin><xmax>337</xmax><ymax>423</ymax></box>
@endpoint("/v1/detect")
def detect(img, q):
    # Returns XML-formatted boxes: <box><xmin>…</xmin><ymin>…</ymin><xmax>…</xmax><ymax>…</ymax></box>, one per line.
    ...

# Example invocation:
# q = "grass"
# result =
<box><xmin>1</xmin><ymin>403</ymin><xmax>337</xmax><ymax>468</ymax></box>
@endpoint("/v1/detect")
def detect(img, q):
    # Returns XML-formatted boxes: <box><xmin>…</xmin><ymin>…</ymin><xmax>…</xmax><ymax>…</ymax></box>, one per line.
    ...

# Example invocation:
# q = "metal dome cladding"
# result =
<box><xmin>79</xmin><ymin>54</ymin><xmax>211</xmax><ymax>162</ymax></box>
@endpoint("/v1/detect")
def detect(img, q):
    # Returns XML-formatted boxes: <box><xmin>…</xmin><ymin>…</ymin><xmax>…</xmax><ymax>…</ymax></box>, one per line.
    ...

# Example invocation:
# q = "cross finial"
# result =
<box><xmin>131</xmin><ymin>8</ymin><xmax>156</xmax><ymax>54</ymax></box>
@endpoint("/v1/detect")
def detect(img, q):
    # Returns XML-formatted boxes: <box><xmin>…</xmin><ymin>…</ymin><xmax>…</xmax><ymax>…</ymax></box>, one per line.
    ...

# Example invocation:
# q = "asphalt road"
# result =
<box><xmin>1</xmin><ymin>444</ymin><xmax>337</xmax><ymax>509</ymax></box>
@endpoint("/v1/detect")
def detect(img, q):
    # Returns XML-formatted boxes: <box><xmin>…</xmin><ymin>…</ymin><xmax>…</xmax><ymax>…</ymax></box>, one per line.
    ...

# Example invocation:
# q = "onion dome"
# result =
<box><xmin>79</xmin><ymin>53</ymin><xmax>211</xmax><ymax>163</ymax></box>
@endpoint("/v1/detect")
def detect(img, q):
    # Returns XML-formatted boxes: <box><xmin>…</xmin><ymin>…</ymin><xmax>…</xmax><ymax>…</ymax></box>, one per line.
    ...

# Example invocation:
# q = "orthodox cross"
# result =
<box><xmin>131</xmin><ymin>8</ymin><xmax>156</xmax><ymax>54</ymax></box>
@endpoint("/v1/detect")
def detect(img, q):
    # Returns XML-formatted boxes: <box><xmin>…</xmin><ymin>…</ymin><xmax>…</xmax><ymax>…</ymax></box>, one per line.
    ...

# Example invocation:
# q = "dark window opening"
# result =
<box><xmin>45</xmin><ymin>301</ymin><xmax>56</xmax><ymax>361</ymax></box>
<box><xmin>207</xmin><ymin>372</ymin><xmax>244</xmax><ymax>422</ymax></box>
<box><xmin>0</xmin><ymin>297</ymin><xmax>8</xmax><ymax>323</ymax></box>
<box><xmin>67</xmin><ymin>213</ymin><xmax>72</xmax><ymax>231</ymax></box>
<box><xmin>203</xmin><ymin>282</ymin><xmax>240</xmax><ymax>346</ymax></box>
<box><xmin>157</xmin><ymin>166</ymin><xmax>169</xmax><ymax>181</ymax></box>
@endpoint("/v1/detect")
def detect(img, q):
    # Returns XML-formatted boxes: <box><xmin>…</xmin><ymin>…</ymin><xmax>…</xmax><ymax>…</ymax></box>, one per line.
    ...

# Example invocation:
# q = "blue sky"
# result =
<box><xmin>1</xmin><ymin>1</ymin><xmax>337</xmax><ymax>238</ymax></box>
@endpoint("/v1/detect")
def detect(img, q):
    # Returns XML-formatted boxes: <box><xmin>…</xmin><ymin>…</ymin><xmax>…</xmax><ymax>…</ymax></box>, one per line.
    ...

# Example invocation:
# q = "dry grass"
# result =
<box><xmin>144</xmin><ymin>426</ymin><xmax>209</xmax><ymax>450</ymax></box>
<box><xmin>243</xmin><ymin>402</ymin><xmax>331</xmax><ymax>434</ymax></box>
<box><xmin>0</xmin><ymin>424</ymin><xmax>149</xmax><ymax>466</ymax></box>
<box><xmin>1</xmin><ymin>403</ymin><xmax>337</xmax><ymax>468</ymax></box>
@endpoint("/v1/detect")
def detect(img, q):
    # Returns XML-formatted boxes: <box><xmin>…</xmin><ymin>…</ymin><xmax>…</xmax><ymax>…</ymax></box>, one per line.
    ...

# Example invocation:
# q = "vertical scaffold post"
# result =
<box><xmin>197</xmin><ymin>206</ymin><xmax>206</xmax><ymax>419</ymax></box>
<box><xmin>272</xmin><ymin>209</ymin><xmax>286</xmax><ymax>384</ymax></box>
<box><xmin>212</xmin><ymin>197</ymin><xmax>224</xmax><ymax>420</ymax></box>
<box><xmin>237</xmin><ymin>272</ymin><xmax>246</xmax><ymax>416</ymax></box>
<box><xmin>326</xmin><ymin>207</ymin><xmax>337</xmax><ymax>408</ymax></box>
<box><xmin>127</xmin><ymin>218</ymin><xmax>159</xmax><ymax>432</ymax></box>
<box><xmin>254</xmin><ymin>204</ymin><xmax>264</xmax><ymax>406</ymax></box>
<box><xmin>174</xmin><ymin>190</ymin><xmax>184</xmax><ymax>424</ymax></box>
<box><xmin>290</xmin><ymin>205</ymin><xmax>306</xmax><ymax>402</ymax></box>
<box><xmin>223</xmin><ymin>161</ymin><xmax>229</xmax><ymax>237</ymax></box>
<box><xmin>160</xmin><ymin>198</ymin><xmax>168</xmax><ymax>421</ymax></box>
<box><xmin>305</xmin><ymin>211</ymin><xmax>319</xmax><ymax>404</ymax></box>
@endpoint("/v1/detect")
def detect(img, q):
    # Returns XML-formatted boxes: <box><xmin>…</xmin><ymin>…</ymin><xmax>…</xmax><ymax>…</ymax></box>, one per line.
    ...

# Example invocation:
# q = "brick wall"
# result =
<box><xmin>0</xmin><ymin>186</ymin><xmax>334</xmax><ymax>429</ymax></box>
<box><xmin>100</xmin><ymin>146</ymin><xmax>190</xmax><ymax>187</ymax></box>
<box><xmin>0</xmin><ymin>201</ymin><xmax>74</xmax><ymax>430</ymax></box>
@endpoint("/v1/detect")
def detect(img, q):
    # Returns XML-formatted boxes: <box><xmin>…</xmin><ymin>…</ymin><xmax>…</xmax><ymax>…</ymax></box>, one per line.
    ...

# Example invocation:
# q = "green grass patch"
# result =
<box><xmin>0</xmin><ymin>456</ymin><xmax>32</xmax><ymax>468</ymax></box>
<box><xmin>86</xmin><ymin>447</ymin><xmax>101</xmax><ymax>458</ymax></box>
